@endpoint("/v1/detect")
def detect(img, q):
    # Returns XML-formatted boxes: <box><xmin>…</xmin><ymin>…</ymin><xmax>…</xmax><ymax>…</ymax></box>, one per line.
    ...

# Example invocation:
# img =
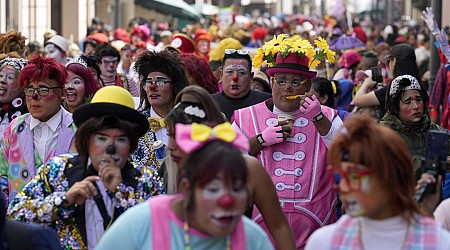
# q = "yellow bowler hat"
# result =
<box><xmin>91</xmin><ymin>86</ymin><xmax>135</xmax><ymax>108</ymax></box>
<box><xmin>73</xmin><ymin>86</ymin><xmax>149</xmax><ymax>137</ymax></box>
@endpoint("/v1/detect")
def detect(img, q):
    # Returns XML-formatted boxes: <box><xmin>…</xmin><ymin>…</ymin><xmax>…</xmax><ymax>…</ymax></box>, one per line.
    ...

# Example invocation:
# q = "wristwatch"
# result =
<box><xmin>256</xmin><ymin>134</ymin><xmax>266</xmax><ymax>146</ymax></box>
<box><xmin>313</xmin><ymin>112</ymin><xmax>324</xmax><ymax>122</ymax></box>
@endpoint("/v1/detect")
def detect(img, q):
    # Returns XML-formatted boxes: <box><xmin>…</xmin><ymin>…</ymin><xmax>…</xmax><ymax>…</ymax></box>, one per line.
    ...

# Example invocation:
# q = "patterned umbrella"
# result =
<box><xmin>329</xmin><ymin>34</ymin><xmax>365</xmax><ymax>51</ymax></box>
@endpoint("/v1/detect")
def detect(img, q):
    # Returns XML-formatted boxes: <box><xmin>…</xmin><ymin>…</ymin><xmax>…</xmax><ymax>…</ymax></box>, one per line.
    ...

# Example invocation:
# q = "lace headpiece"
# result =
<box><xmin>0</xmin><ymin>57</ymin><xmax>28</xmax><ymax>72</ymax></box>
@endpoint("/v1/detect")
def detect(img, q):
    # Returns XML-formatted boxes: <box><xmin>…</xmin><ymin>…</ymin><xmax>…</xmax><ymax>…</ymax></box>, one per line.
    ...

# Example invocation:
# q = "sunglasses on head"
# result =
<box><xmin>224</xmin><ymin>49</ymin><xmax>249</xmax><ymax>55</ymax></box>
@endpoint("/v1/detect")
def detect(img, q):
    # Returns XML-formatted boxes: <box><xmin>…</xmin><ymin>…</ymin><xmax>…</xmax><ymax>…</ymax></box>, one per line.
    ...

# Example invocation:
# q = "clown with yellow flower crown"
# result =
<box><xmin>231</xmin><ymin>34</ymin><xmax>342</xmax><ymax>249</ymax></box>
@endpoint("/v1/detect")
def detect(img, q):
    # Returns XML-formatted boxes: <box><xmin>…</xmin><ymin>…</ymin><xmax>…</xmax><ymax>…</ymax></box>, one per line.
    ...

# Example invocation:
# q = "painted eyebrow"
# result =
<box><xmin>94</xmin><ymin>132</ymin><xmax>128</xmax><ymax>137</ymax></box>
<box><xmin>69</xmin><ymin>76</ymin><xmax>83</xmax><ymax>81</ymax></box>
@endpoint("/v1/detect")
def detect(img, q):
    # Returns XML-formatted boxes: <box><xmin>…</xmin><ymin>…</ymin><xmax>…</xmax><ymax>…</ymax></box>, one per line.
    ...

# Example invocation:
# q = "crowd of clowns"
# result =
<box><xmin>1</xmin><ymin>5</ymin><xmax>450</xmax><ymax>250</ymax></box>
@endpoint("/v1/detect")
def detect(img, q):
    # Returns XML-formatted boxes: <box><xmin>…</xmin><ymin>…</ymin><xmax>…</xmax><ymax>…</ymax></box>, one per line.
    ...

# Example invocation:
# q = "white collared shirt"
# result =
<box><xmin>30</xmin><ymin>107</ymin><xmax>63</xmax><ymax>162</ymax></box>
<box><xmin>85</xmin><ymin>179</ymin><xmax>113</xmax><ymax>249</ymax></box>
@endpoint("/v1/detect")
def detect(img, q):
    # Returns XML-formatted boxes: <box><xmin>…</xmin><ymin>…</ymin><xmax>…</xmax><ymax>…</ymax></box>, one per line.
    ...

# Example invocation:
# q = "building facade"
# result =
<box><xmin>0</xmin><ymin>0</ymin><xmax>448</xmax><ymax>45</ymax></box>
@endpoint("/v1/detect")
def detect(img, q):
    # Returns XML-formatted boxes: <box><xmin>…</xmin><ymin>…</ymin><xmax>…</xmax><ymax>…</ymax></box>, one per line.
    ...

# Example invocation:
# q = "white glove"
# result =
<box><xmin>421</xmin><ymin>7</ymin><xmax>440</xmax><ymax>35</ymax></box>
<box><xmin>439</xmin><ymin>29</ymin><xmax>450</xmax><ymax>62</ymax></box>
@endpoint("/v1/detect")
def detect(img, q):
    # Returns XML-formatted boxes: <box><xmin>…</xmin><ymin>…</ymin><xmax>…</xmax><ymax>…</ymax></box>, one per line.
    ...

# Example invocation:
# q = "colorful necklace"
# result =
<box><xmin>183</xmin><ymin>210</ymin><xmax>231</xmax><ymax>250</ymax></box>
<box><xmin>358</xmin><ymin>218</ymin><xmax>410</xmax><ymax>250</ymax></box>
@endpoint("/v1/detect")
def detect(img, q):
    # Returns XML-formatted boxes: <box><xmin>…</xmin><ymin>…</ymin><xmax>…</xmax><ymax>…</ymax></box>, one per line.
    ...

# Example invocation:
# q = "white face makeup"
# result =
<box><xmin>344</xmin><ymin>197</ymin><xmax>366</xmax><ymax>216</ymax></box>
<box><xmin>100</xmin><ymin>56</ymin><xmax>119</xmax><ymax>79</ymax></box>
<box><xmin>143</xmin><ymin>72</ymin><xmax>173</xmax><ymax>113</ymax></box>
<box><xmin>344</xmin><ymin>176</ymin><xmax>372</xmax><ymax>217</ymax></box>
<box><xmin>337</xmin><ymin>160</ymin><xmax>394</xmax><ymax>219</ymax></box>
<box><xmin>223</xmin><ymin>65</ymin><xmax>248</xmax><ymax>76</ymax></box>
<box><xmin>197</xmin><ymin>40</ymin><xmax>210</xmax><ymax>54</ymax></box>
<box><xmin>44</xmin><ymin>44</ymin><xmax>66</xmax><ymax>65</ymax></box>
<box><xmin>191</xmin><ymin>172</ymin><xmax>248</xmax><ymax>236</ymax></box>
<box><xmin>0</xmin><ymin>65</ymin><xmax>20</xmax><ymax>104</ymax></box>
<box><xmin>64</xmin><ymin>71</ymin><xmax>86</xmax><ymax>111</ymax></box>
<box><xmin>221</xmin><ymin>59</ymin><xmax>251</xmax><ymax>99</ymax></box>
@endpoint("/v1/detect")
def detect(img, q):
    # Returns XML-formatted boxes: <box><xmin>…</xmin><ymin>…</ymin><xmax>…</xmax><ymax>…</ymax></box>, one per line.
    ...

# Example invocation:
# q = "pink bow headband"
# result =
<box><xmin>175</xmin><ymin>122</ymin><xmax>249</xmax><ymax>154</ymax></box>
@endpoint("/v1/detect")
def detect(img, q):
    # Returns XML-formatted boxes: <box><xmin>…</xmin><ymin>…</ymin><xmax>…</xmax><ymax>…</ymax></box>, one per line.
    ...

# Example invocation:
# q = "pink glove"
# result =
<box><xmin>259</xmin><ymin>123</ymin><xmax>284</xmax><ymax>146</ymax></box>
<box><xmin>300</xmin><ymin>95</ymin><xmax>322</xmax><ymax>121</ymax></box>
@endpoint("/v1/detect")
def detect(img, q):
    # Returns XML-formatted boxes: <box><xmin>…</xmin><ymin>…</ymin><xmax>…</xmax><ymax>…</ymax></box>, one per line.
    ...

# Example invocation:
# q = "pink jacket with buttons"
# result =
<box><xmin>233</xmin><ymin>99</ymin><xmax>338</xmax><ymax>249</ymax></box>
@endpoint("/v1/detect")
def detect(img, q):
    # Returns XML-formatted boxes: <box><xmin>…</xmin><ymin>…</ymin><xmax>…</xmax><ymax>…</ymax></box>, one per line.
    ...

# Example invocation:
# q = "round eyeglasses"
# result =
<box><xmin>273</xmin><ymin>77</ymin><xmax>308</xmax><ymax>89</ymax></box>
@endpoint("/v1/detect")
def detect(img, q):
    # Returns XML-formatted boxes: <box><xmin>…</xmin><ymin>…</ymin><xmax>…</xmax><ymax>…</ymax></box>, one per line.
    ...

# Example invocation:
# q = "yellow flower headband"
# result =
<box><xmin>253</xmin><ymin>34</ymin><xmax>336</xmax><ymax>69</ymax></box>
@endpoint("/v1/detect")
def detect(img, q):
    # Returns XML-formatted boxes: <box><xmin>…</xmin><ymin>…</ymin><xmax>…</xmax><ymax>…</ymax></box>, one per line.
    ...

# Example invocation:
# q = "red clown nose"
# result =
<box><xmin>149</xmin><ymin>84</ymin><xmax>157</xmax><ymax>91</ymax></box>
<box><xmin>232</xmin><ymin>75</ymin><xmax>239</xmax><ymax>82</ymax></box>
<box><xmin>217</xmin><ymin>194</ymin><xmax>235</xmax><ymax>208</ymax></box>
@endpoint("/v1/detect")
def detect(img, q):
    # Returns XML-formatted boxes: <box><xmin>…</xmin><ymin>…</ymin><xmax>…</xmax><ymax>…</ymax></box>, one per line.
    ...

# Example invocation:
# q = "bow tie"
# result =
<box><xmin>148</xmin><ymin>117</ymin><xmax>166</xmax><ymax>131</ymax></box>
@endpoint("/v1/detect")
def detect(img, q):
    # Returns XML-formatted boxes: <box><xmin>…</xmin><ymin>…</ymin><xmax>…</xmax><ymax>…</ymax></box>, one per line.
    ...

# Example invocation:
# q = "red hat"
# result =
<box><xmin>395</xmin><ymin>36</ymin><xmax>406</xmax><ymax>43</ymax></box>
<box><xmin>113</xmin><ymin>28</ymin><xmax>130</xmax><ymax>43</ymax></box>
<box><xmin>339</xmin><ymin>50</ymin><xmax>362</xmax><ymax>68</ymax></box>
<box><xmin>252</xmin><ymin>27</ymin><xmax>268</xmax><ymax>40</ymax></box>
<box><xmin>266</xmin><ymin>53</ymin><xmax>317</xmax><ymax>79</ymax></box>
<box><xmin>87</xmin><ymin>33</ymin><xmax>109</xmax><ymax>44</ymax></box>
<box><xmin>170</xmin><ymin>34</ymin><xmax>195</xmax><ymax>53</ymax></box>
<box><xmin>194</xmin><ymin>29</ymin><xmax>211</xmax><ymax>43</ymax></box>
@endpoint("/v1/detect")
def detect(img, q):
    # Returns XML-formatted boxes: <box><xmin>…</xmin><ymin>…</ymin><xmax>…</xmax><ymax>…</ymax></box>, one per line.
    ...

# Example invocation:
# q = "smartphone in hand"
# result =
<box><xmin>371</xmin><ymin>67</ymin><xmax>383</xmax><ymax>83</ymax></box>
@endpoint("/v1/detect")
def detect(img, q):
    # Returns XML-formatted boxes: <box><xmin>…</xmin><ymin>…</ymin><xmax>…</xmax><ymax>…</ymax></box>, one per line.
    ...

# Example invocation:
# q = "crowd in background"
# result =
<box><xmin>0</xmin><ymin>5</ymin><xmax>449</xmax><ymax>250</ymax></box>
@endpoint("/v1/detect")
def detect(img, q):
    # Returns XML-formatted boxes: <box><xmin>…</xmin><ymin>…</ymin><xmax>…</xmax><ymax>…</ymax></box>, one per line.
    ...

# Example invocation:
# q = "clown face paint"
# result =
<box><xmin>99</xmin><ymin>56</ymin><xmax>119</xmax><ymax>80</ymax></box>
<box><xmin>399</xmin><ymin>90</ymin><xmax>424</xmax><ymax>123</ymax></box>
<box><xmin>0</xmin><ymin>65</ymin><xmax>20</xmax><ymax>104</ymax></box>
<box><xmin>338</xmin><ymin>161</ymin><xmax>394</xmax><ymax>219</ymax></box>
<box><xmin>88</xmin><ymin>128</ymin><xmax>130</xmax><ymax>171</ymax></box>
<box><xmin>341</xmin><ymin>176</ymin><xmax>371</xmax><ymax>217</ymax></box>
<box><xmin>25</xmin><ymin>78</ymin><xmax>63</xmax><ymax>122</ymax></box>
<box><xmin>44</xmin><ymin>44</ymin><xmax>66</xmax><ymax>65</ymax></box>
<box><xmin>64</xmin><ymin>71</ymin><xmax>86</xmax><ymax>112</ymax></box>
<box><xmin>143</xmin><ymin>72</ymin><xmax>174</xmax><ymax>114</ymax></box>
<box><xmin>221</xmin><ymin>59</ymin><xmax>251</xmax><ymax>99</ymax></box>
<box><xmin>197</xmin><ymin>40</ymin><xmax>210</xmax><ymax>54</ymax></box>
<box><xmin>189</xmin><ymin>171</ymin><xmax>247</xmax><ymax>237</ymax></box>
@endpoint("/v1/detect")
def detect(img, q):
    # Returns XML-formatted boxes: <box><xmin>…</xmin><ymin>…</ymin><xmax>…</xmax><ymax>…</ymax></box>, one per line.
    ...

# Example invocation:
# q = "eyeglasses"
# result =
<box><xmin>101</xmin><ymin>58</ymin><xmax>119</xmax><ymax>65</ymax></box>
<box><xmin>143</xmin><ymin>79</ymin><xmax>171</xmax><ymax>88</ymax></box>
<box><xmin>25</xmin><ymin>86</ymin><xmax>62</xmax><ymax>96</ymax></box>
<box><xmin>224</xmin><ymin>49</ymin><xmax>249</xmax><ymax>55</ymax></box>
<box><xmin>273</xmin><ymin>77</ymin><xmax>308</xmax><ymax>89</ymax></box>
<box><xmin>327</xmin><ymin>165</ymin><xmax>373</xmax><ymax>191</ymax></box>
